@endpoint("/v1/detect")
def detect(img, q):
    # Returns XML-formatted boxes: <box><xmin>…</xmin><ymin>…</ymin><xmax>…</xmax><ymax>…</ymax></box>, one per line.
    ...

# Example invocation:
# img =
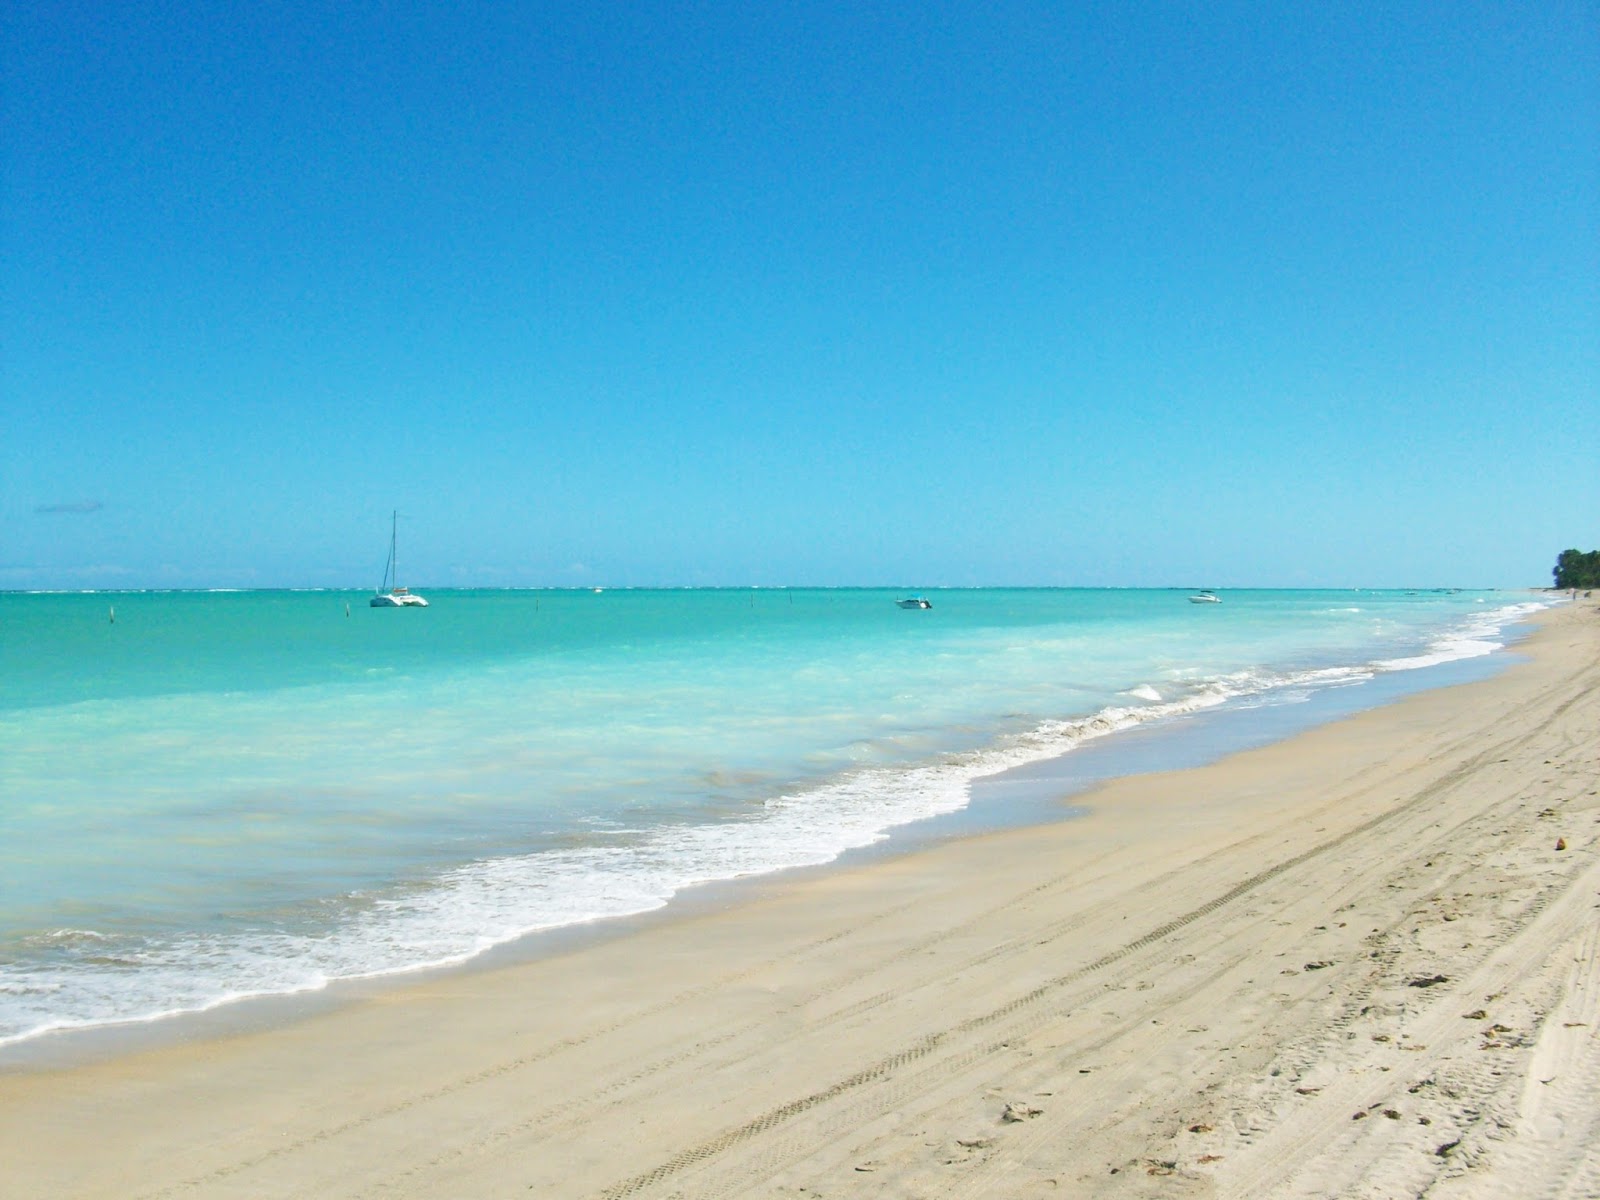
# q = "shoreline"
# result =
<box><xmin>0</xmin><ymin>605</ymin><xmax>1537</xmax><ymax>1072</ymax></box>
<box><xmin>3</xmin><ymin>600</ymin><xmax>1595</xmax><ymax>1197</ymax></box>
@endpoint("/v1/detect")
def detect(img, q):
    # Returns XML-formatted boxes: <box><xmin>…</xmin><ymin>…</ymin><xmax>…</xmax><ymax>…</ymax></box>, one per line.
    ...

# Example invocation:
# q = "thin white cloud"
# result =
<box><xmin>35</xmin><ymin>501</ymin><xmax>104</xmax><ymax>515</ymax></box>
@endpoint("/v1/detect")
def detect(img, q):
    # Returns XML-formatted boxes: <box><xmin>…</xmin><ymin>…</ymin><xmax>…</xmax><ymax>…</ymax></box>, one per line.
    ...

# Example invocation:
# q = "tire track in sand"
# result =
<box><xmin>593</xmin><ymin>697</ymin><xmax>1584</xmax><ymax>1200</ymax></box>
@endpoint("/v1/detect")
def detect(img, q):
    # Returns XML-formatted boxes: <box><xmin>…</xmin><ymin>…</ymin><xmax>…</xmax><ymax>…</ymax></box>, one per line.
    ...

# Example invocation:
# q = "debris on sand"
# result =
<box><xmin>1001</xmin><ymin>1102</ymin><xmax>1043</xmax><ymax>1123</ymax></box>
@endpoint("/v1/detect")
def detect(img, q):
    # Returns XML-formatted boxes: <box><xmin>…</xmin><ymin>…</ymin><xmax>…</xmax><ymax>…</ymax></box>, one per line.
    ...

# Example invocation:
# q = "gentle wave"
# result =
<box><xmin>1373</xmin><ymin>600</ymin><xmax>1545</xmax><ymax>670</ymax></box>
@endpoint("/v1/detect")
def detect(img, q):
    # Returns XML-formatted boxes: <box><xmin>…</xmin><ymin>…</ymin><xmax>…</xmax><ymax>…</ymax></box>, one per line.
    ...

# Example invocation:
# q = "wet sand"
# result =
<box><xmin>4</xmin><ymin>600</ymin><xmax>1596</xmax><ymax>1199</ymax></box>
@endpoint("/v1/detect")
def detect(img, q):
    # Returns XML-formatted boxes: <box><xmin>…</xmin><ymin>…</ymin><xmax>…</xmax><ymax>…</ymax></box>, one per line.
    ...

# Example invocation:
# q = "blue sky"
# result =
<box><xmin>4</xmin><ymin>2</ymin><xmax>1596</xmax><ymax>589</ymax></box>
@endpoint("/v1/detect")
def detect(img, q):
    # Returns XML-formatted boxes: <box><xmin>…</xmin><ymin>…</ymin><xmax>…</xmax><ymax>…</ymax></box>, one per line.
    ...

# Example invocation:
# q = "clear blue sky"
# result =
<box><xmin>4</xmin><ymin>2</ymin><xmax>1596</xmax><ymax>589</ymax></box>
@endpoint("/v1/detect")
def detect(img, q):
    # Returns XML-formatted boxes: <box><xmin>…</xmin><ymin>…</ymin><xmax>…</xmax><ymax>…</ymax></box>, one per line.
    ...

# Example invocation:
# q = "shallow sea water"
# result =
<box><xmin>0</xmin><ymin>586</ymin><xmax>1550</xmax><ymax>1048</ymax></box>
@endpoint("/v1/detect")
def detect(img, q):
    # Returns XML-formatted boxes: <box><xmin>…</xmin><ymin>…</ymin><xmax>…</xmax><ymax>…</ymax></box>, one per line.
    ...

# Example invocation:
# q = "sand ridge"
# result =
<box><xmin>2</xmin><ymin>601</ymin><xmax>1595</xmax><ymax>1199</ymax></box>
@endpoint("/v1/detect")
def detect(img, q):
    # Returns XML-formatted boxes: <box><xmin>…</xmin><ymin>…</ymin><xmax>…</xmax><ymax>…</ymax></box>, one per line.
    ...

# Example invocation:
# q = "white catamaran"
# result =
<box><xmin>370</xmin><ymin>510</ymin><xmax>428</xmax><ymax>607</ymax></box>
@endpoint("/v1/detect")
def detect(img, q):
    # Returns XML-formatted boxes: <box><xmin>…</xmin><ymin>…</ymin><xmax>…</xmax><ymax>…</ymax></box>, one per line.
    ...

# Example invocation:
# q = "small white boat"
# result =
<box><xmin>1188</xmin><ymin>590</ymin><xmax>1220</xmax><ymax>604</ymax></box>
<box><xmin>897</xmin><ymin>596</ymin><xmax>933</xmax><ymax>610</ymax></box>
<box><xmin>370</xmin><ymin>511</ymin><xmax>428</xmax><ymax>608</ymax></box>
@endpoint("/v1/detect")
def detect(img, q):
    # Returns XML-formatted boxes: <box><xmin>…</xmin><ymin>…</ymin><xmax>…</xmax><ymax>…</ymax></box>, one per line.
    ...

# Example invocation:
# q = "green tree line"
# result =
<box><xmin>1553</xmin><ymin>549</ymin><xmax>1600</xmax><ymax>589</ymax></box>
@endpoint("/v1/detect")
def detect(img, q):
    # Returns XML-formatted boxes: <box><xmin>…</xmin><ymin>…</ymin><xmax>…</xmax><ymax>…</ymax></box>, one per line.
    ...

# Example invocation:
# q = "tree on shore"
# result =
<box><xmin>1553</xmin><ymin>549</ymin><xmax>1600</xmax><ymax>589</ymax></box>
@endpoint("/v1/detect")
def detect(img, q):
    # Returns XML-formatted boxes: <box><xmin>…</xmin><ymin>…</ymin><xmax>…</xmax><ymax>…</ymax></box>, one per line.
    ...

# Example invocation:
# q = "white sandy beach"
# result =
<box><xmin>3</xmin><ymin>600</ymin><xmax>1596</xmax><ymax>1199</ymax></box>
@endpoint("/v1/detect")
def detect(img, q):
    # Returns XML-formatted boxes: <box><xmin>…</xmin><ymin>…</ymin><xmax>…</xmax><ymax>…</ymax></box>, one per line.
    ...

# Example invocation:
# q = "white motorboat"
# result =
<box><xmin>1188</xmin><ymin>590</ymin><xmax>1220</xmax><ymax>604</ymax></box>
<box><xmin>897</xmin><ymin>596</ymin><xmax>933</xmax><ymax>609</ymax></box>
<box><xmin>370</xmin><ymin>511</ymin><xmax>428</xmax><ymax>608</ymax></box>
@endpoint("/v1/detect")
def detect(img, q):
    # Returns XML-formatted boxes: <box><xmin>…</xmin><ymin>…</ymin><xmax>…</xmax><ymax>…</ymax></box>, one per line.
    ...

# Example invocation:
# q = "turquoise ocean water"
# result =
<box><xmin>0</xmin><ymin>587</ymin><xmax>1551</xmax><ymax>1050</ymax></box>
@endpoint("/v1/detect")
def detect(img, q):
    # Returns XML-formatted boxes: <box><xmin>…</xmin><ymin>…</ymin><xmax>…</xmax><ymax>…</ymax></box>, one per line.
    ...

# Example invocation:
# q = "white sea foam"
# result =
<box><xmin>1371</xmin><ymin>600</ymin><xmax>1545</xmax><ymax>671</ymax></box>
